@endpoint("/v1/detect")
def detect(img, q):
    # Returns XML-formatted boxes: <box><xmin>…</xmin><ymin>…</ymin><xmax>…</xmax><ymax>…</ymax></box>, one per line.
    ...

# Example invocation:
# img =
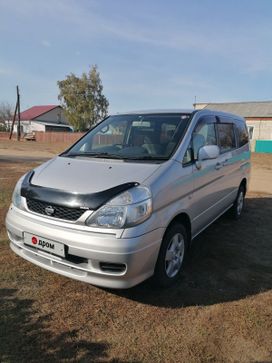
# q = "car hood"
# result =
<box><xmin>31</xmin><ymin>156</ymin><xmax>161</xmax><ymax>194</ymax></box>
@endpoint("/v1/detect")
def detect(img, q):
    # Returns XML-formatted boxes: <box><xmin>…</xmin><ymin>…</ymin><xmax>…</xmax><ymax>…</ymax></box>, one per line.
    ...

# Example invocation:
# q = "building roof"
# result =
<box><xmin>19</xmin><ymin>105</ymin><xmax>60</xmax><ymax>121</ymax></box>
<box><xmin>197</xmin><ymin>101</ymin><xmax>272</xmax><ymax>118</ymax></box>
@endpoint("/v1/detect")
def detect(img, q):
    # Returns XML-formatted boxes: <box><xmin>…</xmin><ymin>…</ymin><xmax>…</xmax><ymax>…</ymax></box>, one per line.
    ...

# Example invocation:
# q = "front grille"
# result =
<box><xmin>66</xmin><ymin>254</ymin><xmax>88</xmax><ymax>265</ymax></box>
<box><xmin>26</xmin><ymin>198</ymin><xmax>85</xmax><ymax>221</ymax></box>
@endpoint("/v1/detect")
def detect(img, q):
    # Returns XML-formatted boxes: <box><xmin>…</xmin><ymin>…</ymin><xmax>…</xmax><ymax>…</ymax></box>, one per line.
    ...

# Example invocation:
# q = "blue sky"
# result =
<box><xmin>1</xmin><ymin>0</ymin><xmax>272</xmax><ymax>113</ymax></box>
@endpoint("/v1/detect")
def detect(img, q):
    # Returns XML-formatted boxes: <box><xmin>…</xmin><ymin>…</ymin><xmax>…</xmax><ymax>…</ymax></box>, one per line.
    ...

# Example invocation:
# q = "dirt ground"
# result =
<box><xmin>249</xmin><ymin>153</ymin><xmax>272</xmax><ymax>194</ymax></box>
<box><xmin>0</xmin><ymin>141</ymin><xmax>272</xmax><ymax>362</ymax></box>
<box><xmin>0</xmin><ymin>139</ymin><xmax>69</xmax><ymax>158</ymax></box>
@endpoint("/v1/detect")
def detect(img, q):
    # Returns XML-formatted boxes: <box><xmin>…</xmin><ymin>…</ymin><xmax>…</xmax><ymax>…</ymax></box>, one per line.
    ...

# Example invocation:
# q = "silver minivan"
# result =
<box><xmin>6</xmin><ymin>109</ymin><xmax>251</xmax><ymax>288</ymax></box>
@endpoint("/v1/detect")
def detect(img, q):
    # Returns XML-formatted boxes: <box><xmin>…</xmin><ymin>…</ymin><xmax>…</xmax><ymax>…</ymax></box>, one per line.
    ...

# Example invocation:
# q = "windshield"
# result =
<box><xmin>63</xmin><ymin>113</ymin><xmax>191</xmax><ymax>161</ymax></box>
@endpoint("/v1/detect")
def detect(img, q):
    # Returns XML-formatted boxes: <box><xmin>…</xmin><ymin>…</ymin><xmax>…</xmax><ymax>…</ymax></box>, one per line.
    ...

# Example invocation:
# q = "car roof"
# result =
<box><xmin>113</xmin><ymin>109</ymin><xmax>195</xmax><ymax>115</ymax></box>
<box><xmin>110</xmin><ymin>108</ymin><xmax>245</xmax><ymax>122</ymax></box>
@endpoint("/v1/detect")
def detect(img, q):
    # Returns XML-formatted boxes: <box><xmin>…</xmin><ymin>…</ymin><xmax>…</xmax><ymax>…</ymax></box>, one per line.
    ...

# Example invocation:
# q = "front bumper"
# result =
<box><xmin>6</xmin><ymin>205</ymin><xmax>164</xmax><ymax>288</ymax></box>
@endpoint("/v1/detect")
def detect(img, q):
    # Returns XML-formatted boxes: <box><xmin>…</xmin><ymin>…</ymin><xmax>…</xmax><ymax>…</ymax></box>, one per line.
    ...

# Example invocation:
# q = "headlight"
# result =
<box><xmin>86</xmin><ymin>186</ymin><xmax>152</xmax><ymax>229</ymax></box>
<box><xmin>12</xmin><ymin>175</ymin><xmax>25</xmax><ymax>209</ymax></box>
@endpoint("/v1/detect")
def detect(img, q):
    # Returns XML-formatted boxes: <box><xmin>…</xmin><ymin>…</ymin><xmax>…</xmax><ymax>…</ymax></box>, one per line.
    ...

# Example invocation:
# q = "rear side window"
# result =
<box><xmin>235</xmin><ymin>121</ymin><xmax>249</xmax><ymax>147</ymax></box>
<box><xmin>217</xmin><ymin>123</ymin><xmax>236</xmax><ymax>152</ymax></box>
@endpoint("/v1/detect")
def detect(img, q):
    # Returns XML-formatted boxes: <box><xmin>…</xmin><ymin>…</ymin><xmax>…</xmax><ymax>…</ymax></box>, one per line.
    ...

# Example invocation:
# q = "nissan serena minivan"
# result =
<box><xmin>6</xmin><ymin>109</ymin><xmax>250</xmax><ymax>288</ymax></box>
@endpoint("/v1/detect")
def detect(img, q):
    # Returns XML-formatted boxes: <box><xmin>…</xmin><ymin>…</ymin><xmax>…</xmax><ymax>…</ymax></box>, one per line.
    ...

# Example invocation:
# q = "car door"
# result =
<box><xmin>215</xmin><ymin>117</ymin><xmax>240</xmax><ymax>208</ymax></box>
<box><xmin>188</xmin><ymin>115</ymin><xmax>227</xmax><ymax>236</ymax></box>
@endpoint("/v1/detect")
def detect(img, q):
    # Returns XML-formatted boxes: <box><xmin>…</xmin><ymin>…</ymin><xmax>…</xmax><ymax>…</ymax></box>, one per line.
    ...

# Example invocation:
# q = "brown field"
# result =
<box><xmin>0</xmin><ymin>138</ymin><xmax>70</xmax><ymax>158</ymax></box>
<box><xmin>0</xmin><ymin>142</ymin><xmax>272</xmax><ymax>362</ymax></box>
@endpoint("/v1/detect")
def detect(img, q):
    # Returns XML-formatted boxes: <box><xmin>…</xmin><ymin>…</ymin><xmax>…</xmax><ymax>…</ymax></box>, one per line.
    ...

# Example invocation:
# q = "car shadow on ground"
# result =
<box><xmin>0</xmin><ymin>288</ymin><xmax>110</xmax><ymax>363</ymax></box>
<box><xmin>107</xmin><ymin>197</ymin><xmax>272</xmax><ymax>308</ymax></box>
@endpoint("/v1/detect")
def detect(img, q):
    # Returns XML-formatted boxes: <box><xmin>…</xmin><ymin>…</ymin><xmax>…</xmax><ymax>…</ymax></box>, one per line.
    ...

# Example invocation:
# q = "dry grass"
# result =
<box><xmin>0</xmin><ymin>154</ymin><xmax>272</xmax><ymax>362</ymax></box>
<box><xmin>0</xmin><ymin>139</ymin><xmax>70</xmax><ymax>158</ymax></box>
<box><xmin>251</xmin><ymin>152</ymin><xmax>272</xmax><ymax>170</ymax></box>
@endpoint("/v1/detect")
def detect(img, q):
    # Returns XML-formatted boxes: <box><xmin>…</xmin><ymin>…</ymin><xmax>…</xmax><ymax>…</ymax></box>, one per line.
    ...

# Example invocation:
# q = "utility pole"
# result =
<box><xmin>9</xmin><ymin>85</ymin><xmax>21</xmax><ymax>140</ymax></box>
<box><xmin>9</xmin><ymin>102</ymin><xmax>18</xmax><ymax>139</ymax></box>
<box><xmin>17</xmin><ymin>86</ymin><xmax>21</xmax><ymax>141</ymax></box>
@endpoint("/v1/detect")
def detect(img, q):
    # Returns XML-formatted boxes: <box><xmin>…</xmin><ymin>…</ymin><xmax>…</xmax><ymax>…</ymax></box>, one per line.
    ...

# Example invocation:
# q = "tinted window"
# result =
<box><xmin>247</xmin><ymin>126</ymin><xmax>254</xmax><ymax>140</ymax></box>
<box><xmin>236</xmin><ymin>121</ymin><xmax>249</xmax><ymax>147</ymax></box>
<box><xmin>217</xmin><ymin>123</ymin><xmax>236</xmax><ymax>152</ymax></box>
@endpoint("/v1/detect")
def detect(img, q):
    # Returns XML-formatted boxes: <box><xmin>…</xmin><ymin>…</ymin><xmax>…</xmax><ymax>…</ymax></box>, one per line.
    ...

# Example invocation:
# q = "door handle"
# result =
<box><xmin>215</xmin><ymin>162</ymin><xmax>222</xmax><ymax>170</ymax></box>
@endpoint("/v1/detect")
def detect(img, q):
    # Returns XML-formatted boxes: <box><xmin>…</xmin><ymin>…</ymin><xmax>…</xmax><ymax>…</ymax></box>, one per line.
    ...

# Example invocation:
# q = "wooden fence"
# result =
<box><xmin>0</xmin><ymin>132</ymin><xmax>9</xmax><ymax>140</ymax></box>
<box><xmin>0</xmin><ymin>132</ymin><xmax>85</xmax><ymax>143</ymax></box>
<box><xmin>0</xmin><ymin>131</ymin><xmax>123</xmax><ymax>145</ymax></box>
<box><xmin>34</xmin><ymin>132</ymin><xmax>85</xmax><ymax>143</ymax></box>
<box><xmin>35</xmin><ymin>132</ymin><xmax>123</xmax><ymax>144</ymax></box>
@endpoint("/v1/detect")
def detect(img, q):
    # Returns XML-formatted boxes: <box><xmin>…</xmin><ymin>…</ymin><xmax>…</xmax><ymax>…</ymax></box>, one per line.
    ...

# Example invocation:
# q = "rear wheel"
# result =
<box><xmin>152</xmin><ymin>223</ymin><xmax>188</xmax><ymax>288</ymax></box>
<box><xmin>231</xmin><ymin>185</ymin><xmax>245</xmax><ymax>220</ymax></box>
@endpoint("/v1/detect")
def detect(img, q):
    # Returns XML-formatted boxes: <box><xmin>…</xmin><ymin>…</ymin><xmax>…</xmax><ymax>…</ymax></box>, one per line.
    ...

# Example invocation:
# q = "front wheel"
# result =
<box><xmin>152</xmin><ymin>223</ymin><xmax>188</xmax><ymax>288</ymax></box>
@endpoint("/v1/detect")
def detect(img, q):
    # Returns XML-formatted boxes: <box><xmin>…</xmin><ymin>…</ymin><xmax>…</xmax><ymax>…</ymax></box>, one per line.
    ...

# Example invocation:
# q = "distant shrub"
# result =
<box><xmin>0</xmin><ymin>123</ymin><xmax>8</xmax><ymax>132</ymax></box>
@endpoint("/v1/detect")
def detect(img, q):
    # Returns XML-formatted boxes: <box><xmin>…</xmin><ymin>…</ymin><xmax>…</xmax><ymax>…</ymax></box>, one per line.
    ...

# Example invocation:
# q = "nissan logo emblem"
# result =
<box><xmin>45</xmin><ymin>205</ymin><xmax>55</xmax><ymax>216</ymax></box>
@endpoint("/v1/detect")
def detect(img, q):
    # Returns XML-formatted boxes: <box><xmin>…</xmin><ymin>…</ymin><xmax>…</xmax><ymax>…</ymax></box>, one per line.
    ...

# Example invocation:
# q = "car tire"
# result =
<box><xmin>152</xmin><ymin>223</ymin><xmax>188</xmax><ymax>288</ymax></box>
<box><xmin>230</xmin><ymin>185</ymin><xmax>245</xmax><ymax>220</ymax></box>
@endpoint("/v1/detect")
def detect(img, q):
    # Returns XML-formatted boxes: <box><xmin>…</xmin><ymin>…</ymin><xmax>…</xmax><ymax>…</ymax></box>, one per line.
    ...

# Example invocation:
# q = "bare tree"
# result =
<box><xmin>0</xmin><ymin>102</ymin><xmax>13</xmax><ymax>130</ymax></box>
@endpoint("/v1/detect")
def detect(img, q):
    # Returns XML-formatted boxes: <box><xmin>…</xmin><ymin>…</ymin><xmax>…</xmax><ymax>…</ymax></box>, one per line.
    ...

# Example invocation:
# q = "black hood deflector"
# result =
<box><xmin>21</xmin><ymin>171</ymin><xmax>139</xmax><ymax>210</ymax></box>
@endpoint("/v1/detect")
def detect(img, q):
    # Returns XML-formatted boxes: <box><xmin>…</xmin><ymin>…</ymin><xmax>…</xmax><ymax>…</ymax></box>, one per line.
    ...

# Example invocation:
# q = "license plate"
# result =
<box><xmin>24</xmin><ymin>232</ymin><xmax>65</xmax><ymax>257</ymax></box>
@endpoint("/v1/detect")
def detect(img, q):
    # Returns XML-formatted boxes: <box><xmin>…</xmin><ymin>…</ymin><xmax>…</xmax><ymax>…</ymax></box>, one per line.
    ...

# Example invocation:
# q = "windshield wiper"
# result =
<box><xmin>62</xmin><ymin>152</ymin><xmax>125</xmax><ymax>159</ymax></box>
<box><xmin>62</xmin><ymin>152</ymin><xmax>168</xmax><ymax>161</ymax></box>
<box><xmin>122</xmin><ymin>156</ymin><xmax>168</xmax><ymax>161</ymax></box>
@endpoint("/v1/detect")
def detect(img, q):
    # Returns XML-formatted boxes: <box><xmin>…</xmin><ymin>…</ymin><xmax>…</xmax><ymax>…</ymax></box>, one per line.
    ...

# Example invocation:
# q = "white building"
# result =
<box><xmin>8</xmin><ymin>105</ymin><xmax>73</xmax><ymax>133</ymax></box>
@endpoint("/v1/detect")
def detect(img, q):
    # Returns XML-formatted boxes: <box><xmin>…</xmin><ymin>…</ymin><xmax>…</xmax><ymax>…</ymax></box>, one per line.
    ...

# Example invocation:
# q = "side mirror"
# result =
<box><xmin>195</xmin><ymin>145</ymin><xmax>220</xmax><ymax>169</ymax></box>
<box><xmin>198</xmin><ymin>145</ymin><xmax>220</xmax><ymax>161</ymax></box>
